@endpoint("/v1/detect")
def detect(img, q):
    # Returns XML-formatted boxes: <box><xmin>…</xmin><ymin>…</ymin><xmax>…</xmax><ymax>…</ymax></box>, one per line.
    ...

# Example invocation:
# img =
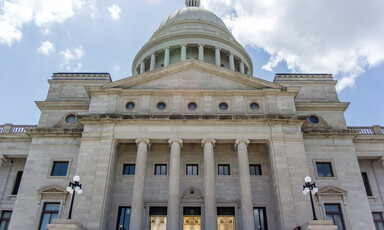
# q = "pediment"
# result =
<box><xmin>318</xmin><ymin>186</ymin><xmax>347</xmax><ymax>195</ymax></box>
<box><xmin>104</xmin><ymin>59</ymin><xmax>282</xmax><ymax>91</ymax></box>
<box><xmin>37</xmin><ymin>185</ymin><xmax>67</xmax><ymax>194</ymax></box>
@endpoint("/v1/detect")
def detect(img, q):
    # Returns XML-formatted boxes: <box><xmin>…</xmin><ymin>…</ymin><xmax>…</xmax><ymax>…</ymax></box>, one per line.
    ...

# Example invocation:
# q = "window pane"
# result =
<box><xmin>250</xmin><ymin>165</ymin><xmax>255</xmax><ymax>175</ymax></box>
<box><xmin>161</xmin><ymin>166</ymin><xmax>166</xmax><ymax>175</ymax></box>
<box><xmin>193</xmin><ymin>166</ymin><xmax>197</xmax><ymax>175</ymax></box>
<box><xmin>130</xmin><ymin>165</ymin><xmax>135</xmax><ymax>175</ymax></box>
<box><xmin>224</xmin><ymin>166</ymin><xmax>229</xmax><ymax>175</ymax></box>
<box><xmin>316</xmin><ymin>163</ymin><xmax>325</xmax><ymax>177</ymax></box>
<box><xmin>325</xmin><ymin>204</ymin><xmax>340</xmax><ymax>212</ymax></box>
<box><xmin>39</xmin><ymin>214</ymin><xmax>51</xmax><ymax>230</ymax></box>
<box><xmin>333</xmin><ymin>215</ymin><xmax>344</xmax><ymax>230</ymax></box>
<box><xmin>323</xmin><ymin>164</ymin><xmax>332</xmax><ymax>177</ymax></box>
<box><xmin>0</xmin><ymin>222</ymin><xmax>8</xmax><ymax>230</ymax></box>
<box><xmin>156</xmin><ymin>166</ymin><xmax>160</xmax><ymax>175</ymax></box>
<box><xmin>52</xmin><ymin>163</ymin><xmax>61</xmax><ymax>176</ymax></box>
<box><xmin>218</xmin><ymin>166</ymin><xmax>223</xmax><ymax>175</ymax></box>
<box><xmin>117</xmin><ymin>207</ymin><xmax>130</xmax><ymax>230</ymax></box>
<box><xmin>12</xmin><ymin>171</ymin><xmax>23</xmax><ymax>195</ymax></box>
<box><xmin>362</xmin><ymin>173</ymin><xmax>373</xmax><ymax>196</ymax></box>
<box><xmin>45</xmin><ymin>204</ymin><xmax>60</xmax><ymax>211</ymax></box>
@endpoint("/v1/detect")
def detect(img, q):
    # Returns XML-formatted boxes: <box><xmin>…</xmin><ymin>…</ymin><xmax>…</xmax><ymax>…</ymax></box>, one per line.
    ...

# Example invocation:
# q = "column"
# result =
<box><xmin>181</xmin><ymin>44</ymin><xmax>187</xmax><ymax>61</ymax></box>
<box><xmin>198</xmin><ymin>44</ymin><xmax>204</xmax><ymax>61</ymax></box>
<box><xmin>202</xmin><ymin>138</ymin><xmax>217</xmax><ymax>230</ymax></box>
<box><xmin>229</xmin><ymin>53</ymin><xmax>235</xmax><ymax>70</ymax></box>
<box><xmin>140</xmin><ymin>61</ymin><xmax>145</xmax><ymax>74</ymax></box>
<box><xmin>130</xmin><ymin>138</ymin><xmax>151</xmax><ymax>230</ymax></box>
<box><xmin>150</xmin><ymin>53</ymin><xmax>156</xmax><ymax>71</ymax></box>
<box><xmin>235</xmin><ymin>138</ymin><xmax>255</xmax><ymax>230</ymax></box>
<box><xmin>164</xmin><ymin>47</ymin><xmax>170</xmax><ymax>66</ymax></box>
<box><xmin>167</xmin><ymin>138</ymin><xmax>183</xmax><ymax>230</ymax></box>
<box><xmin>215</xmin><ymin>47</ymin><xmax>221</xmax><ymax>66</ymax></box>
<box><xmin>239</xmin><ymin>61</ymin><xmax>245</xmax><ymax>74</ymax></box>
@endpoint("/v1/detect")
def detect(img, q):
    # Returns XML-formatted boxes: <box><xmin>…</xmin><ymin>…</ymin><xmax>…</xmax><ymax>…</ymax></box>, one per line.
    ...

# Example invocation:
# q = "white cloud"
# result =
<box><xmin>0</xmin><ymin>0</ymin><xmax>84</xmax><ymax>46</ymax></box>
<box><xmin>60</xmin><ymin>45</ymin><xmax>84</xmax><ymax>71</ymax></box>
<box><xmin>37</xmin><ymin>41</ymin><xmax>55</xmax><ymax>55</ymax></box>
<box><xmin>113</xmin><ymin>65</ymin><xmax>121</xmax><ymax>72</ymax></box>
<box><xmin>202</xmin><ymin>0</ymin><xmax>384</xmax><ymax>91</ymax></box>
<box><xmin>108</xmin><ymin>4</ymin><xmax>121</xmax><ymax>21</ymax></box>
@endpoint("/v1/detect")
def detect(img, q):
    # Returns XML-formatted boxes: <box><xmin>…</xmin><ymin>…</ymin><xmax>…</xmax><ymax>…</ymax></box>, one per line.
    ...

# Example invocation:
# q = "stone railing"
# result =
<box><xmin>348</xmin><ymin>126</ymin><xmax>384</xmax><ymax>135</ymax></box>
<box><xmin>0</xmin><ymin>124</ymin><xmax>37</xmax><ymax>134</ymax></box>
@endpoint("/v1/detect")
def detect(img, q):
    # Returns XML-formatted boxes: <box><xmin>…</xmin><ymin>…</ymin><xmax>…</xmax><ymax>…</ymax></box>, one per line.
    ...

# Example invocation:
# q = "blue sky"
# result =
<box><xmin>1</xmin><ymin>0</ymin><xmax>383</xmax><ymax>126</ymax></box>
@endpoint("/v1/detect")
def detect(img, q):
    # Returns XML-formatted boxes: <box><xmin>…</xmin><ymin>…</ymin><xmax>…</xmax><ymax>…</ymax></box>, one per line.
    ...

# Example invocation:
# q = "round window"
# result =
<box><xmin>157</xmin><ymin>102</ymin><xmax>166</xmax><ymax>110</ymax></box>
<box><xmin>188</xmin><ymin>102</ymin><xmax>197</xmax><ymax>110</ymax></box>
<box><xmin>126</xmin><ymin>102</ymin><xmax>135</xmax><ymax>110</ymax></box>
<box><xmin>66</xmin><ymin>115</ymin><xmax>76</xmax><ymax>124</ymax></box>
<box><xmin>219</xmin><ymin>102</ymin><xmax>228</xmax><ymax>110</ymax></box>
<box><xmin>250</xmin><ymin>102</ymin><xmax>259</xmax><ymax>110</ymax></box>
<box><xmin>309</xmin><ymin>116</ymin><xmax>319</xmax><ymax>124</ymax></box>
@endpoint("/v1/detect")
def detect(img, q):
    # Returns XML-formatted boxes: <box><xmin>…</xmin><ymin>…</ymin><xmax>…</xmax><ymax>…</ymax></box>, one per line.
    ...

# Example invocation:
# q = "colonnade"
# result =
<box><xmin>129</xmin><ymin>138</ymin><xmax>255</xmax><ymax>230</ymax></box>
<box><xmin>137</xmin><ymin>44</ymin><xmax>250</xmax><ymax>75</ymax></box>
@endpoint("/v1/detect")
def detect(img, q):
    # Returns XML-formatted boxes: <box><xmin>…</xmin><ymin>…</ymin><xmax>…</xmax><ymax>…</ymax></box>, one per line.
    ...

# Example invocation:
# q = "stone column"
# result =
<box><xmin>239</xmin><ymin>61</ymin><xmax>245</xmax><ymax>74</ymax></box>
<box><xmin>229</xmin><ymin>53</ymin><xmax>235</xmax><ymax>70</ymax></box>
<box><xmin>150</xmin><ymin>53</ymin><xmax>156</xmax><ymax>71</ymax></box>
<box><xmin>198</xmin><ymin>44</ymin><xmax>204</xmax><ymax>61</ymax></box>
<box><xmin>235</xmin><ymin>138</ymin><xmax>255</xmax><ymax>230</ymax></box>
<box><xmin>140</xmin><ymin>61</ymin><xmax>145</xmax><ymax>74</ymax></box>
<box><xmin>164</xmin><ymin>47</ymin><xmax>170</xmax><ymax>66</ymax></box>
<box><xmin>167</xmin><ymin>138</ymin><xmax>183</xmax><ymax>230</ymax></box>
<box><xmin>215</xmin><ymin>47</ymin><xmax>221</xmax><ymax>66</ymax></box>
<box><xmin>181</xmin><ymin>44</ymin><xmax>187</xmax><ymax>61</ymax></box>
<box><xmin>201</xmin><ymin>138</ymin><xmax>217</xmax><ymax>230</ymax></box>
<box><xmin>130</xmin><ymin>138</ymin><xmax>151</xmax><ymax>230</ymax></box>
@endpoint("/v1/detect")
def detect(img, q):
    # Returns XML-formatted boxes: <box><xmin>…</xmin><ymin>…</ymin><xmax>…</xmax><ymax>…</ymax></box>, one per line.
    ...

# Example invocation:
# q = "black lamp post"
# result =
<box><xmin>302</xmin><ymin>176</ymin><xmax>319</xmax><ymax>220</ymax></box>
<box><xmin>66</xmin><ymin>175</ymin><xmax>83</xmax><ymax>219</ymax></box>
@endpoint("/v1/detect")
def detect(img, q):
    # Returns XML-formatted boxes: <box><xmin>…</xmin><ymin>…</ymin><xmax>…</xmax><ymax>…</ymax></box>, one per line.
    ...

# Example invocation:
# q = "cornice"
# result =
<box><xmin>35</xmin><ymin>101</ymin><xmax>90</xmax><ymax>110</ymax></box>
<box><xmin>27</xmin><ymin>128</ymin><xmax>83</xmax><ymax>138</ymax></box>
<box><xmin>295</xmin><ymin>102</ymin><xmax>350</xmax><ymax>111</ymax></box>
<box><xmin>303</xmin><ymin>129</ymin><xmax>357</xmax><ymax>139</ymax></box>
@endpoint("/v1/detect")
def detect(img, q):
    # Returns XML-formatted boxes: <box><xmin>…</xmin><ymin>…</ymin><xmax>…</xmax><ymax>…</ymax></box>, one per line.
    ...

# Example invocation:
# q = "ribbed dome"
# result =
<box><xmin>159</xmin><ymin>7</ymin><xmax>228</xmax><ymax>31</ymax></box>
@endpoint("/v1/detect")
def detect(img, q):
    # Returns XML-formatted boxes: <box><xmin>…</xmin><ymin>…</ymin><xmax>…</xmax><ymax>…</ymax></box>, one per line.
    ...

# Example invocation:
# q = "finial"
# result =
<box><xmin>185</xmin><ymin>0</ymin><xmax>200</xmax><ymax>7</ymax></box>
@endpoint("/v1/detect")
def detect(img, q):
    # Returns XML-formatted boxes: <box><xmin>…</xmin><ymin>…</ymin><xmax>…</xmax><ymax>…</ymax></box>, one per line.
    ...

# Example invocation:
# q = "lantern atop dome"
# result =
<box><xmin>185</xmin><ymin>0</ymin><xmax>200</xmax><ymax>7</ymax></box>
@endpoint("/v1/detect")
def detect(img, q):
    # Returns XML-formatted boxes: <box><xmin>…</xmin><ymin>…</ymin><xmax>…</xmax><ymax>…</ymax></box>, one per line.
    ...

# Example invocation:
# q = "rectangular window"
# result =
<box><xmin>116</xmin><ymin>207</ymin><xmax>131</xmax><ymax>230</ymax></box>
<box><xmin>316</xmin><ymin>162</ymin><xmax>334</xmax><ymax>177</ymax></box>
<box><xmin>325</xmin><ymin>204</ymin><xmax>345</xmax><ymax>230</ymax></box>
<box><xmin>0</xmin><ymin>211</ymin><xmax>12</xmax><ymax>230</ymax></box>
<box><xmin>39</xmin><ymin>203</ymin><xmax>60</xmax><ymax>230</ymax></box>
<box><xmin>11</xmin><ymin>171</ymin><xmax>23</xmax><ymax>195</ymax></box>
<box><xmin>186</xmin><ymin>164</ymin><xmax>198</xmax><ymax>175</ymax></box>
<box><xmin>154</xmin><ymin>164</ymin><xmax>167</xmax><ymax>175</ymax></box>
<box><xmin>254</xmin><ymin>207</ymin><xmax>268</xmax><ymax>230</ymax></box>
<box><xmin>250</xmin><ymin>164</ymin><xmax>262</xmax><ymax>175</ymax></box>
<box><xmin>218</xmin><ymin>164</ymin><xmax>230</xmax><ymax>175</ymax></box>
<box><xmin>51</xmin><ymin>162</ymin><xmax>69</xmax><ymax>176</ymax></box>
<box><xmin>123</xmin><ymin>164</ymin><xmax>135</xmax><ymax>175</ymax></box>
<box><xmin>362</xmin><ymin>172</ymin><xmax>373</xmax><ymax>196</ymax></box>
<box><xmin>373</xmin><ymin>212</ymin><xmax>384</xmax><ymax>230</ymax></box>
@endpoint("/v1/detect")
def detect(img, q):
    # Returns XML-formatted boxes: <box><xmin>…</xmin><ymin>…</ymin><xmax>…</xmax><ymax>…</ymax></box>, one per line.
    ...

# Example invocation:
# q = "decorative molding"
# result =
<box><xmin>168</xmin><ymin>138</ymin><xmax>183</xmax><ymax>147</ymax></box>
<box><xmin>182</xmin><ymin>186</ymin><xmax>203</xmax><ymax>199</ymax></box>
<box><xmin>235</xmin><ymin>137</ymin><xmax>250</xmax><ymax>150</ymax></box>
<box><xmin>35</xmin><ymin>101</ymin><xmax>90</xmax><ymax>110</ymax></box>
<box><xmin>37</xmin><ymin>185</ymin><xmax>68</xmax><ymax>204</ymax></box>
<box><xmin>317</xmin><ymin>186</ymin><xmax>347</xmax><ymax>206</ymax></box>
<box><xmin>201</xmin><ymin>138</ymin><xmax>216</xmax><ymax>147</ymax></box>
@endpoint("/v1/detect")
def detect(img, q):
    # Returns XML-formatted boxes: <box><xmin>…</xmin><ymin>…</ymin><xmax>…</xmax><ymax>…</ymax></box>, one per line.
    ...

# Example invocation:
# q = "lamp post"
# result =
<box><xmin>66</xmin><ymin>175</ymin><xmax>83</xmax><ymax>219</ymax></box>
<box><xmin>302</xmin><ymin>176</ymin><xmax>319</xmax><ymax>220</ymax></box>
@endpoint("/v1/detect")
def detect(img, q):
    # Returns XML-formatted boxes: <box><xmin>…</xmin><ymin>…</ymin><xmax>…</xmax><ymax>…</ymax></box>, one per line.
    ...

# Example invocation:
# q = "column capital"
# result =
<box><xmin>227</xmin><ymin>52</ymin><xmax>234</xmax><ymax>56</ymax></box>
<box><xmin>163</xmin><ymin>47</ymin><xmax>172</xmax><ymax>51</ymax></box>
<box><xmin>151</xmin><ymin>52</ymin><xmax>157</xmax><ymax>56</ymax></box>
<box><xmin>201</xmin><ymin>138</ymin><xmax>216</xmax><ymax>147</ymax></box>
<box><xmin>180</xmin><ymin>44</ymin><xmax>187</xmax><ymax>47</ymax></box>
<box><xmin>168</xmin><ymin>138</ymin><xmax>183</xmax><ymax>147</ymax></box>
<box><xmin>198</xmin><ymin>43</ymin><xmax>205</xmax><ymax>47</ymax></box>
<box><xmin>214</xmin><ymin>47</ymin><xmax>221</xmax><ymax>51</ymax></box>
<box><xmin>135</xmin><ymin>138</ymin><xmax>151</xmax><ymax>148</ymax></box>
<box><xmin>235</xmin><ymin>137</ymin><xmax>250</xmax><ymax>149</ymax></box>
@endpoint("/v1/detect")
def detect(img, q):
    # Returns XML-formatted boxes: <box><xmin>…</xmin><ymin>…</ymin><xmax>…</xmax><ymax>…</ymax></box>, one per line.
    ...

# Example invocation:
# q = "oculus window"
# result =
<box><xmin>51</xmin><ymin>162</ymin><xmax>69</xmax><ymax>177</ymax></box>
<box><xmin>155</xmin><ymin>164</ymin><xmax>167</xmax><ymax>175</ymax></box>
<box><xmin>39</xmin><ymin>203</ymin><xmax>60</xmax><ymax>230</ymax></box>
<box><xmin>249</xmin><ymin>164</ymin><xmax>262</xmax><ymax>176</ymax></box>
<box><xmin>116</xmin><ymin>207</ymin><xmax>131</xmax><ymax>230</ymax></box>
<box><xmin>218</xmin><ymin>164</ymin><xmax>230</xmax><ymax>175</ymax></box>
<box><xmin>316</xmin><ymin>162</ymin><xmax>334</xmax><ymax>177</ymax></box>
<box><xmin>219</xmin><ymin>103</ymin><xmax>228</xmax><ymax>110</ymax></box>
<box><xmin>250</xmin><ymin>103</ymin><xmax>259</xmax><ymax>110</ymax></box>
<box><xmin>157</xmin><ymin>102</ymin><xmax>166</xmax><ymax>110</ymax></box>
<box><xmin>188</xmin><ymin>102</ymin><xmax>197</xmax><ymax>110</ymax></box>
<box><xmin>126</xmin><ymin>102</ymin><xmax>135</xmax><ymax>110</ymax></box>
<box><xmin>123</xmin><ymin>164</ymin><xmax>135</xmax><ymax>175</ymax></box>
<box><xmin>65</xmin><ymin>115</ymin><xmax>76</xmax><ymax>124</ymax></box>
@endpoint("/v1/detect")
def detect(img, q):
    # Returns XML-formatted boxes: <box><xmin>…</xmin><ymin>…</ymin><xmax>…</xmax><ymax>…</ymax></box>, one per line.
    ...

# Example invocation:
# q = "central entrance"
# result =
<box><xmin>183</xmin><ymin>207</ymin><xmax>201</xmax><ymax>230</ymax></box>
<box><xmin>217</xmin><ymin>207</ymin><xmax>236</xmax><ymax>230</ymax></box>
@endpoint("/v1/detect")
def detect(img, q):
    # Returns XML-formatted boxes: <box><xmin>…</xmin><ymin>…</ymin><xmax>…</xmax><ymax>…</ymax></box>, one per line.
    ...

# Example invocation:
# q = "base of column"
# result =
<box><xmin>299</xmin><ymin>220</ymin><xmax>337</xmax><ymax>230</ymax></box>
<box><xmin>47</xmin><ymin>219</ymin><xmax>87</xmax><ymax>230</ymax></box>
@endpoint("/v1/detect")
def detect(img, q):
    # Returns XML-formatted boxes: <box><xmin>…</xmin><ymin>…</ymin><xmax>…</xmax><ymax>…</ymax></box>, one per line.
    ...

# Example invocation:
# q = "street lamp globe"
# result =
<box><xmin>73</xmin><ymin>175</ymin><xmax>80</xmax><ymax>182</ymax></box>
<box><xmin>304</xmin><ymin>176</ymin><xmax>312</xmax><ymax>183</ymax></box>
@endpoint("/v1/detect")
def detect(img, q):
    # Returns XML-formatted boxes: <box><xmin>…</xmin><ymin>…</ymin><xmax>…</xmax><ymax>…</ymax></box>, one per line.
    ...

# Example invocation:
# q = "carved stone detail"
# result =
<box><xmin>37</xmin><ymin>185</ymin><xmax>69</xmax><ymax>204</ymax></box>
<box><xmin>182</xmin><ymin>186</ymin><xmax>203</xmax><ymax>199</ymax></box>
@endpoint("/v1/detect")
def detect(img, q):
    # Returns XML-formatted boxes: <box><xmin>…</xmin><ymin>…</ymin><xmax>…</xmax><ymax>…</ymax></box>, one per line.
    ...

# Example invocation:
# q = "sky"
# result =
<box><xmin>0</xmin><ymin>0</ymin><xmax>384</xmax><ymax>126</ymax></box>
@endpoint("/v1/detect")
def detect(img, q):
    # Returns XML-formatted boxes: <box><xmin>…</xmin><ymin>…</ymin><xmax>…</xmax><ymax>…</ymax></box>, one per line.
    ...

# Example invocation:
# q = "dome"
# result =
<box><xmin>159</xmin><ymin>7</ymin><xmax>228</xmax><ymax>31</ymax></box>
<box><xmin>132</xmin><ymin>1</ymin><xmax>253</xmax><ymax>76</ymax></box>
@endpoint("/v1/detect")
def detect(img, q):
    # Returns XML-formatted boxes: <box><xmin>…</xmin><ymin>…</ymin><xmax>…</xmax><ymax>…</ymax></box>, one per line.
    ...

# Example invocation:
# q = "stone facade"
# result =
<box><xmin>1</xmin><ymin>1</ymin><xmax>384</xmax><ymax>230</ymax></box>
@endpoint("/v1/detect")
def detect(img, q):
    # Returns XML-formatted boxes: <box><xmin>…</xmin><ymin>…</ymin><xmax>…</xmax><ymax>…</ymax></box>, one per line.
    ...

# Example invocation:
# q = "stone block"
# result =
<box><xmin>47</xmin><ymin>219</ymin><xmax>87</xmax><ymax>230</ymax></box>
<box><xmin>300</xmin><ymin>220</ymin><xmax>337</xmax><ymax>230</ymax></box>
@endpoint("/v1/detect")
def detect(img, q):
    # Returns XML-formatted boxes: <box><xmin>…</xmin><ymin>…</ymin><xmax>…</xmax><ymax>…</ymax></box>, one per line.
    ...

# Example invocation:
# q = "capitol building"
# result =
<box><xmin>1</xmin><ymin>0</ymin><xmax>384</xmax><ymax>229</ymax></box>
